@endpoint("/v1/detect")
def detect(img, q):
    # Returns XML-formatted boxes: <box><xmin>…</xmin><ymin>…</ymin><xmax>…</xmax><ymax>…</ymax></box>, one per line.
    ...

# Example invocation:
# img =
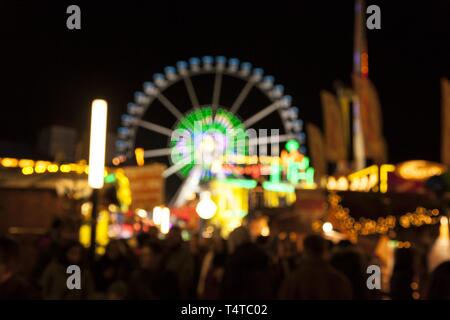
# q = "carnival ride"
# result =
<box><xmin>114</xmin><ymin>56</ymin><xmax>315</xmax><ymax>234</ymax></box>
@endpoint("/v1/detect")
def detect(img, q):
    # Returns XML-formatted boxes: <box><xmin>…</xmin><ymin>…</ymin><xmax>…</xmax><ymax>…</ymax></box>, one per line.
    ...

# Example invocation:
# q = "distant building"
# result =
<box><xmin>37</xmin><ymin>126</ymin><xmax>78</xmax><ymax>162</ymax></box>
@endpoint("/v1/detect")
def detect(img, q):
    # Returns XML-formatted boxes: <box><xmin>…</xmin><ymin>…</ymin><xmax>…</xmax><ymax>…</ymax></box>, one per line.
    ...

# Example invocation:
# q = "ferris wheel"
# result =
<box><xmin>116</xmin><ymin>56</ymin><xmax>305</xmax><ymax>207</ymax></box>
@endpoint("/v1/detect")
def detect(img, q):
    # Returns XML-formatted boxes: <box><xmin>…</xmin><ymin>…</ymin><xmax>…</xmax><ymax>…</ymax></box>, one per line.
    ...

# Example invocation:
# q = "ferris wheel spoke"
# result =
<box><xmin>162</xmin><ymin>158</ymin><xmax>191</xmax><ymax>178</ymax></box>
<box><xmin>170</xmin><ymin>165</ymin><xmax>203</xmax><ymax>207</ymax></box>
<box><xmin>137</xmin><ymin>120</ymin><xmax>173</xmax><ymax>137</ymax></box>
<box><xmin>212</xmin><ymin>72</ymin><xmax>223</xmax><ymax>109</ymax></box>
<box><xmin>157</xmin><ymin>94</ymin><xmax>184</xmax><ymax>120</ymax></box>
<box><xmin>143</xmin><ymin>148</ymin><xmax>172</xmax><ymax>158</ymax></box>
<box><xmin>183</xmin><ymin>77</ymin><xmax>200</xmax><ymax>109</ymax></box>
<box><xmin>230</xmin><ymin>80</ymin><xmax>254</xmax><ymax>114</ymax></box>
<box><xmin>243</xmin><ymin>102</ymin><xmax>281</xmax><ymax>128</ymax></box>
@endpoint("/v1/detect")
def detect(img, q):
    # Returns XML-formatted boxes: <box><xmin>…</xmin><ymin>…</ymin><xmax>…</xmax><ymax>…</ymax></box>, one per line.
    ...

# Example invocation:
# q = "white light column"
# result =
<box><xmin>88</xmin><ymin>99</ymin><xmax>108</xmax><ymax>189</ymax></box>
<box><xmin>88</xmin><ymin>99</ymin><xmax>108</xmax><ymax>260</ymax></box>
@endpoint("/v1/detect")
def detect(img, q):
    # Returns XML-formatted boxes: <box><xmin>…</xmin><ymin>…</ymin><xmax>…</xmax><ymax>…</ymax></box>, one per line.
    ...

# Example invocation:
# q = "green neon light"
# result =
<box><xmin>171</xmin><ymin>107</ymin><xmax>246</xmax><ymax>178</ymax></box>
<box><xmin>287</xmin><ymin>160</ymin><xmax>300</xmax><ymax>184</ymax></box>
<box><xmin>270</xmin><ymin>164</ymin><xmax>282</xmax><ymax>183</ymax></box>
<box><xmin>104</xmin><ymin>173</ymin><xmax>116</xmax><ymax>184</ymax></box>
<box><xmin>285</xmin><ymin>139</ymin><xmax>300</xmax><ymax>152</ymax></box>
<box><xmin>306</xmin><ymin>167</ymin><xmax>315</xmax><ymax>184</ymax></box>
<box><xmin>217</xmin><ymin>178</ymin><xmax>257</xmax><ymax>189</ymax></box>
<box><xmin>263</xmin><ymin>181</ymin><xmax>295</xmax><ymax>193</ymax></box>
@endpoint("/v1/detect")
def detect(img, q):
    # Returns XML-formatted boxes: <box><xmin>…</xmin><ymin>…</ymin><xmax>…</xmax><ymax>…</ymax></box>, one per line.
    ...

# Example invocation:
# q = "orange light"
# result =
<box><xmin>135</xmin><ymin>148</ymin><xmax>145</xmax><ymax>167</ymax></box>
<box><xmin>1</xmin><ymin>158</ymin><xmax>19</xmax><ymax>167</ymax></box>
<box><xmin>18</xmin><ymin>159</ymin><xmax>35</xmax><ymax>168</ymax></box>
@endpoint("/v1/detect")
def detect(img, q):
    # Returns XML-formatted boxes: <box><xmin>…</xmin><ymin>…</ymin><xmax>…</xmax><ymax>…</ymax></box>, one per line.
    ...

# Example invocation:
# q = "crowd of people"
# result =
<box><xmin>1</xmin><ymin>217</ymin><xmax>450</xmax><ymax>300</ymax></box>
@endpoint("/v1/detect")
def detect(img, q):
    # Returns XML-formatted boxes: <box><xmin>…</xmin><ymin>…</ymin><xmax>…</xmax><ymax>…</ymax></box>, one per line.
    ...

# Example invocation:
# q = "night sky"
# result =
<box><xmin>0</xmin><ymin>0</ymin><xmax>449</xmax><ymax>163</ymax></box>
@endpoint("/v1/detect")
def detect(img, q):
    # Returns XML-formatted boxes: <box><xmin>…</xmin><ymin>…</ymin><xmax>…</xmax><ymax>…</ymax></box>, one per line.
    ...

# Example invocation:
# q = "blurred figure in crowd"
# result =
<box><xmin>163</xmin><ymin>226</ymin><xmax>195</xmax><ymax>299</ymax></box>
<box><xmin>40</xmin><ymin>241</ymin><xmax>95</xmax><ymax>299</ymax></box>
<box><xmin>129</xmin><ymin>242</ymin><xmax>178</xmax><ymax>299</ymax></box>
<box><xmin>279</xmin><ymin>234</ymin><xmax>352</xmax><ymax>299</ymax></box>
<box><xmin>31</xmin><ymin>217</ymin><xmax>79</xmax><ymax>289</ymax></box>
<box><xmin>427</xmin><ymin>261</ymin><xmax>450</xmax><ymax>299</ymax></box>
<box><xmin>189</xmin><ymin>232</ymin><xmax>208</xmax><ymax>299</ymax></box>
<box><xmin>197</xmin><ymin>235</ymin><xmax>227</xmax><ymax>299</ymax></box>
<box><xmin>0</xmin><ymin>235</ymin><xmax>37</xmax><ymax>299</ymax></box>
<box><xmin>390</xmin><ymin>248</ymin><xmax>415</xmax><ymax>300</ymax></box>
<box><xmin>330</xmin><ymin>240</ymin><xmax>368</xmax><ymax>299</ymax></box>
<box><xmin>222</xmin><ymin>226</ymin><xmax>275</xmax><ymax>299</ymax></box>
<box><xmin>94</xmin><ymin>240</ymin><xmax>133</xmax><ymax>293</ymax></box>
<box><xmin>107</xmin><ymin>281</ymin><xmax>129</xmax><ymax>300</ymax></box>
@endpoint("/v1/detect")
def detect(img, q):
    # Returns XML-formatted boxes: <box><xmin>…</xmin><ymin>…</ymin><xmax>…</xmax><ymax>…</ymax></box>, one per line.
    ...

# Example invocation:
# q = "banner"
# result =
<box><xmin>123</xmin><ymin>163</ymin><xmax>166</xmax><ymax>211</ymax></box>
<box><xmin>321</xmin><ymin>90</ymin><xmax>347</xmax><ymax>162</ymax></box>
<box><xmin>352</xmin><ymin>75</ymin><xmax>387</xmax><ymax>163</ymax></box>
<box><xmin>306</xmin><ymin>123</ymin><xmax>326</xmax><ymax>179</ymax></box>
<box><xmin>442</xmin><ymin>78</ymin><xmax>450</xmax><ymax>166</ymax></box>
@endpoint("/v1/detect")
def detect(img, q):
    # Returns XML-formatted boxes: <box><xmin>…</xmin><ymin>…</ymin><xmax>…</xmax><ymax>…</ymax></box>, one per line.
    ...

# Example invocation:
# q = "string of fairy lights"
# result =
<box><xmin>313</xmin><ymin>193</ymin><xmax>441</xmax><ymax>239</ymax></box>
<box><xmin>0</xmin><ymin>157</ymin><xmax>109</xmax><ymax>176</ymax></box>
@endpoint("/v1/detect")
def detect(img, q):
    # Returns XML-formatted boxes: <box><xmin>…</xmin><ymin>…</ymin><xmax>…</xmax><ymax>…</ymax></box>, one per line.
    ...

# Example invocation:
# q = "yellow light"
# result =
<box><xmin>81</xmin><ymin>202</ymin><xmax>92</xmax><ymax>217</ymax></box>
<box><xmin>18</xmin><ymin>159</ymin><xmax>34</xmax><ymax>168</ymax></box>
<box><xmin>108</xmin><ymin>204</ymin><xmax>118</xmax><ymax>212</ymax></box>
<box><xmin>1</xmin><ymin>158</ymin><xmax>18</xmax><ymax>167</ymax></box>
<box><xmin>34</xmin><ymin>165</ymin><xmax>46</xmax><ymax>174</ymax></box>
<box><xmin>397</xmin><ymin>160</ymin><xmax>446</xmax><ymax>181</ymax></box>
<box><xmin>160</xmin><ymin>207</ymin><xmax>170</xmax><ymax>234</ymax></box>
<box><xmin>47</xmin><ymin>164</ymin><xmax>59</xmax><ymax>173</ymax></box>
<box><xmin>440</xmin><ymin>216</ymin><xmax>449</xmax><ymax>240</ymax></box>
<box><xmin>327</xmin><ymin>177</ymin><xmax>337</xmax><ymax>190</ymax></box>
<box><xmin>135</xmin><ymin>148</ymin><xmax>145</xmax><ymax>167</ymax></box>
<box><xmin>348</xmin><ymin>165</ymin><xmax>378</xmax><ymax>180</ymax></box>
<box><xmin>21</xmin><ymin>167</ymin><xmax>34</xmax><ymax>175</ymax></box>
<box><xmin>196</xmin><ymin>191</ymin><xmax>217</xmax><ymax>220</ymax></box>
<box><xmin>88</xmin><ymin>99</ymin><xmax>108</xmax><ymax>189</ymax></box>
<box><xmin>322</xmin><ymin>222</ymin><xmax>333</xmax><ymax>233</ymax></box>
<box><xmin>261</xmin><ymin>226</ymin><xmax>270</xmax><ymax>237</ymax></box>
<box><xmin>136</xmin><ymin>208</ymin><xmax>147</xmax><ymax>219</ymax></box>
<box><xmin>337</xmin><ymin>177</ymin><xmax>348</xmax><ymax>190</ymax></box>
<box><xmin>60</xmin><ymin>164</ymin><xmax>71</xmax><ymax>173</ymax></box>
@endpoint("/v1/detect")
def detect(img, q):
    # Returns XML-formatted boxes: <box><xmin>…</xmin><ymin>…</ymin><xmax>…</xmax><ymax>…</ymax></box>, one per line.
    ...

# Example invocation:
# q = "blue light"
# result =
<box><xmin>143</xmin><ymin>82</ymin><xmax>157</xmax><ymax>96</ymax></box>
<box><xmin>164</xmin><ymin>66</ymin><xmax>176</xmax><ymax>74</ymax></box>
<box><xmin>134</xmin><ymin>91</ymin><xmax>148</xmax><ymax>104</ymax></box>
<box><xmin>229</xmin><ymin>58</ymin><xmax>239</xmax><ymax>66</ymax></box>
<box><xmin>215</xmin><ymin>56</ymin><xmax>226</xmax><ymax>65</ymax></box>
<box><xmin>241</xmin><ymin>62</ymin><xmax>252</xmax><ymax>70</ymax></box>
<box><xmin>282</xmin><ymin>95</ymin><xmax>292</xmax><ymax>105</ymax></box>
<box><xmin>153</xmin><ymin>73</ymin><xmax>165</xmax><ymax>81</ymax></box>
<box><xmin>202</xmin><ymin>56</ymin><xmax>213</xmax><ymax>65</ymax></box>
<box><xmin>176</xmin><ymin>61</ymin><xmax>188</xmax><ymax>70</ymax></box>
<box><xmin>263</xmin><ymin>75</ymin><xmax>274</xmax><ymax>84</ymax></box>
<box><xmin>274</xmin><ymin>84</ymin><xmax>284</xmax><ymax>94</ymax></box>
<box><xmin>121</xmin><ymin>114</ymin><xmax>134</xmax><ymax>127</ymax></box>
<box><xmin>118</xmin><ymin>127</ymin><xmax>130</xmax><ymax>139</ymax></box>
<box><xmin>253</xmin><ymin>68</ymin><xmax>264</xmax><ymax>76</ymax></box>
<box><xmin>116</xmin><ymin>140</ymin><xmax>128</xmax><ymax>152</ymax></box>
<box><xmin>189</xmin><ymin>57</ymin><xmax>200</xmax><ymax>65</ymax></box>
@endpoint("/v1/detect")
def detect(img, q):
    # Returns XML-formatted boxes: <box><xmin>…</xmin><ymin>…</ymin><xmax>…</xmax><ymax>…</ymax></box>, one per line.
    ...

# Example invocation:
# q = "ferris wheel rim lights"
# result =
<box><xmin>115</xmin><ymin>56</ymin><xmax>306</xmax><ymax>164</ymax></box>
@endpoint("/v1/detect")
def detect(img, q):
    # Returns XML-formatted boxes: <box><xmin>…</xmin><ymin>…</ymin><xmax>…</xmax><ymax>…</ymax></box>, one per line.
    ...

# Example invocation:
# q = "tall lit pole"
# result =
<box><xmin>352</xmin><ymin>0</ymin><xmax>367</xmax><ymax>170</ymax></box>
<box><xmin>88</xmin><ymin>99</ymin><xmax>108</xmax><ymax>261</ymax></box>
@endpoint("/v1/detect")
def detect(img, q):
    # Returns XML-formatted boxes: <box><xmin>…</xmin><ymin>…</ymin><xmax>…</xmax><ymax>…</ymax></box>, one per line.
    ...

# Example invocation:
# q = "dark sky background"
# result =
<box><xmin>0</xmin><ymin>0</ymin><xmax>449</xmax><ymax>163</ymax></box>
